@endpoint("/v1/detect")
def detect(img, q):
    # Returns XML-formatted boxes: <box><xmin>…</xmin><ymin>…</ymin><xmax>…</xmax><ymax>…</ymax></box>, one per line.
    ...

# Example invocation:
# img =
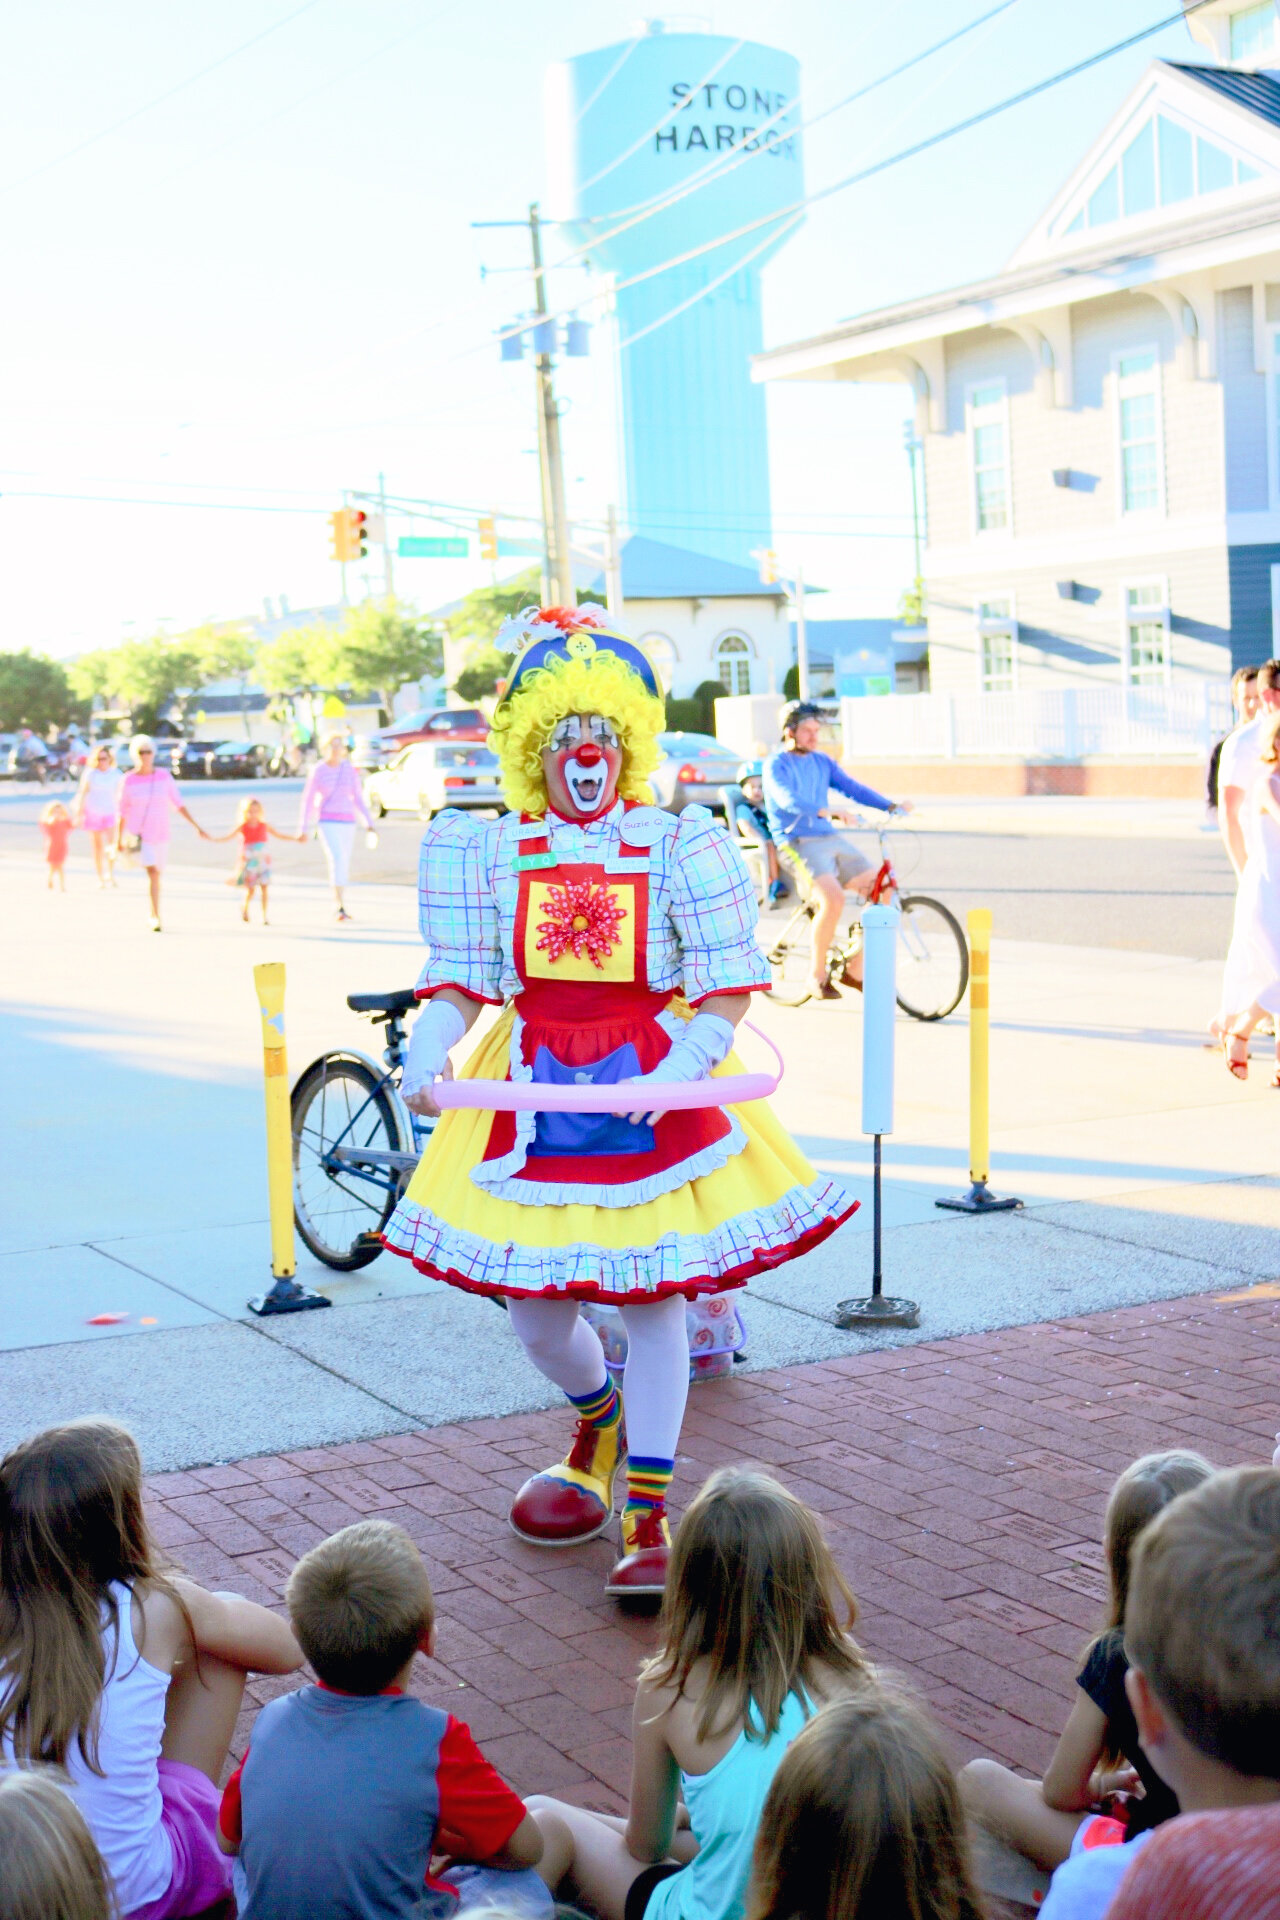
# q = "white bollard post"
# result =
<box><xmin>837</xmin><ymin>905</ymin><xmax>920</xmax><ymax>1330</ymax></box>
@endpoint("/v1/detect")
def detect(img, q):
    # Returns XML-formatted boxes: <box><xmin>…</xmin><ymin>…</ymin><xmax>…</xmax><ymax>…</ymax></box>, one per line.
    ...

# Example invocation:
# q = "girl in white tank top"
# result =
<box><xmin>0</xmin><ymin>1420</ymin><xmax>302</xmax><ymax>1917</ymax></box>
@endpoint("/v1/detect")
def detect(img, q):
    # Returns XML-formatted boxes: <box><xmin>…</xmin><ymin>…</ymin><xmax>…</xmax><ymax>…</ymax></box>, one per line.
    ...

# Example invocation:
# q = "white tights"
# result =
<box><xmin>505</xmin><ymin>1294</ymin><xmax>690</xmax><ymax>1462</ymax></box>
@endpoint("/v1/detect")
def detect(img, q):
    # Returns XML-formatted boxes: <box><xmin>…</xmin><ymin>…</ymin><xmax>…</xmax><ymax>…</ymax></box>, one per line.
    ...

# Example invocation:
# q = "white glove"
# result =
<box><xmin>616</xmin><ymin>1011</ymin><xmax>735</xmax><ymax>1123</ymax></box>
<box><xmin>401</xmin><ymin>997</ymin><xmax>466</xmax><ymax>1100</ymax></box>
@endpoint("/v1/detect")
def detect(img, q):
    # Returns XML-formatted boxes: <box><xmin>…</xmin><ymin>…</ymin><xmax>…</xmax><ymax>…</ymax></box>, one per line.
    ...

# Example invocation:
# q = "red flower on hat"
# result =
<box><xmin>535</xmin><ymin>878</ymin><xmax>627</xmax><ymax>967</ymax></box>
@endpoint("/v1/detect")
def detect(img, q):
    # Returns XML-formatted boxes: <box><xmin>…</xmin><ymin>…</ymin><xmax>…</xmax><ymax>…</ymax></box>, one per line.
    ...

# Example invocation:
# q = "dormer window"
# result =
<box><xmin>1050</xmin><ymin>111</ymin><xmax>1261</xmax><ymax>238</ymax></box>
<box><xmin>1230</xmin><ymin>1</ymin><xmax>1279</xmax><ymax>61</ymax></box>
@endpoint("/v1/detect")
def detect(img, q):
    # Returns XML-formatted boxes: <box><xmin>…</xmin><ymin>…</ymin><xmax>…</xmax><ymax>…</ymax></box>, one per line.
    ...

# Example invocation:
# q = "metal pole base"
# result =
<box><xmin>248</xmin><ymin>1276</ymin><xmax>332</xmax><ymax>1317</ymax></box>
<box><xmin>936</xmin><ymin>1181</ymin><xmax>1024</xmax><ymax>1214</ymax></box>
<box><xmin>835</xmin><ymin>1295</ymin><xmax>921</xmax><ymax>1330</ymax></box>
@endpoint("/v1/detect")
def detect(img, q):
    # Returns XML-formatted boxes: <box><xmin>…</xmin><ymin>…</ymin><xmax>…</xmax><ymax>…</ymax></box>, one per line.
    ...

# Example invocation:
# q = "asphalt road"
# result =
<box><xmin>0</xmin><ymin>777</ymin><xmax>1235</xmax><ymax>959</ymax></box>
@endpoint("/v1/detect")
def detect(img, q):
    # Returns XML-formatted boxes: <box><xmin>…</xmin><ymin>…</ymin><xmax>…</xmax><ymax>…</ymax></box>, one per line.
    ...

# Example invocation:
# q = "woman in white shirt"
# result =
<box><xmin>74</xmin><ymin>743</ymin><xmax>123</xmax><ymax>887</ymax></box>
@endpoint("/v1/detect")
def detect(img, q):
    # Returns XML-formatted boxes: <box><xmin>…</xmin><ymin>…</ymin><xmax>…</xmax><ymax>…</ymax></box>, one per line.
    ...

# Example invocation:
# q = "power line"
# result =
<box><xmin>574</xmin><ymin>38</ymin><xmax>747</xmax><ymax>194</ymax></box>
<box><xmin>617</xmin><ymin>212</ymin><xmax>806</xmax><ymax>354</ymax></box>
<box><xmin>572</xmin><ymin>36</ymin><xmax>642</xmax><ymax>124</ymax></box>
<box><xmin>480</xmin><ymin>0</ymin><xmax>1215</xmax><ymax>359</ymax></box>
<box><xmin>0</xmin><ymin>0</ymin><xmax>328</xmax><ymax>197</ymax></box>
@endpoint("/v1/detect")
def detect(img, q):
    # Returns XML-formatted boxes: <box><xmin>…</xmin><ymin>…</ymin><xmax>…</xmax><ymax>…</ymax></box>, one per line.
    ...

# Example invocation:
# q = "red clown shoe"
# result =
<box><xmin>605</xmin><ymin>1505</ymin><xmax>670</xmax><ymax>1597</ymax></box>
<box><xmin>509</xmin><ymin>1413</ymin><xmax>623</xmax><ymax>1545</ymax></box>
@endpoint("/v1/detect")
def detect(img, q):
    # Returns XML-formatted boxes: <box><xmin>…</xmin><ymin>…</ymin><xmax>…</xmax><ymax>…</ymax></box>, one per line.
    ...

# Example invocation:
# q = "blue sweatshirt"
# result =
<box><xmin>763</xmin><ymin>749</ymin><xmax>894</xmax><ymax>844</ymax></box>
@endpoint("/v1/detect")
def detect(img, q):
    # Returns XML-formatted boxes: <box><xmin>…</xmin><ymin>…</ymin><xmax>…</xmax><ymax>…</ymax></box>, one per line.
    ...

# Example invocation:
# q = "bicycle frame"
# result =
<box><xmin>306</xmin><ymin>1048</ymin><xmax>423</xmax><ymax>1201</ymax></box>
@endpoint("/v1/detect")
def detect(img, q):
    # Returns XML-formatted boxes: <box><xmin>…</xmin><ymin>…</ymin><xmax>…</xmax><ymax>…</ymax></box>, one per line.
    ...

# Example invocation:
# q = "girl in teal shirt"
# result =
<box><xmin>530</xmin><ymin>1468</ymin><xmax>869</xmax><ymax>1920</ymax></box>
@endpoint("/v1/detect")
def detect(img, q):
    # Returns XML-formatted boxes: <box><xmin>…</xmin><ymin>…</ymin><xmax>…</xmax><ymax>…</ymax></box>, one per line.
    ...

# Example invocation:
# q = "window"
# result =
<box><xmin>1124</xmin><ymin>582</ymin><xmax>1170</xmax><ymax>685</ymax></box>
<box><xmin>1052</xmin><ymin>112</ymin><xmax>1263</xmax><ymax>236</ymax></box>
<box><xmin>714</xmin><ymin>632</ymin><xmax>753</xmax><ymax>696</ymax></box>
<box><xmin>1115</xmin><ymin>349</ymin><xmax>1163</xmax><ymax>515</ymax></box>
<box><xmin>977</xmin><ymin>597</ymin><xmax>1017</xmax><ymax>693</ymax></box>
<box><xmin>967</xmin><ymin>381</ymin><xmax>1011</xmax><ymax>533</ymax></box>
<box><xmin>1231</xmin><ymin>1</ymin><xmax>1279</xmax><ymax>60</ymax></box>
<box><xmin>638</xmin><ymin>631</ymin><xmax>677</xmax><ymax>691</ymax></box>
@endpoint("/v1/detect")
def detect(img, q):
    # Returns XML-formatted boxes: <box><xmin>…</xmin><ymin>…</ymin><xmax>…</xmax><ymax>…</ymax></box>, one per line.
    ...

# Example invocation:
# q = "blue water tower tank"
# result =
<box><xmin>547</xmin><ymin>26</ymin><xmax>803</xmax><ymax>569</ymax></box>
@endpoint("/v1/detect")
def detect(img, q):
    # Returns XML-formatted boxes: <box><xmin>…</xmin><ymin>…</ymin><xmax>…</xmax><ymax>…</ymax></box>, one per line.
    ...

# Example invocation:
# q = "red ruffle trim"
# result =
<box><xmin>414</xmin><ymin>984</ymin><xmax>503</xmax><ymax>1005</ymax></box>
<box><xmin>688</xmin><ymin>981</ymin><xmax>772</xmax><ymax>1007</ymax></box>
<box><xmin>378</xmin><ymin>1196</ymin><xmax>859</xmax><ymax>1305</ymax></box>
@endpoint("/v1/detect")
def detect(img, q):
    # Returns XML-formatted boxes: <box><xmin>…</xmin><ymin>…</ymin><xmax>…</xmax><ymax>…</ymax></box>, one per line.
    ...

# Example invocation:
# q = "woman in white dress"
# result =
<box><xmin>1224</xmin><ymin>711</ymin><xmax>1280</xmax><ymax>1085</ymax></box>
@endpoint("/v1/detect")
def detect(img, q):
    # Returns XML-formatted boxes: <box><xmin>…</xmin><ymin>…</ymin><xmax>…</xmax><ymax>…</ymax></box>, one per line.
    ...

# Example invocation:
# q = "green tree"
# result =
<box><xmin>898</xmin><ymin>576</ymin><xmax>926</xmax><ymax>625</ymax></box>
<box><xmin>0</xmin><ymin>650</ymin><xmax>77</xmax><ymax>732</ymax></box>
<box><xmin>322</xmin><ymin>598</ymin><xmax>443</xmax><ymax>716</ymax></box>
<box><xmin>182</xmin><ymin>621</ymin><xmax>257</xmax><ymax>737</ymax></box>
<box><xmin>454</xmin><ymin>647</ymin><xmax>513</xmax><ymax>702</ymax></box>
<box><xmin>447</xmin><ymin>569</ymin><xmax>540</xmax><ymax>648</ymax></box>
<box><xmin>254</xmin><ymin>625</ymin><xmax>329</xmax><ymax>699</ymax></box>
<box><xmin>68</xmin><ymin>636</ymin><xmax>200</xmax><ymax>733</ymax></box>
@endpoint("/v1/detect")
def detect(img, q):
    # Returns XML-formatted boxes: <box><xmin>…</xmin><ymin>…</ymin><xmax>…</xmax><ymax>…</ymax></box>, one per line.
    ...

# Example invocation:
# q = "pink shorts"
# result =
<box><xmin>129</xmin><ymin>1760</ymin><xmax>232</xmax><ymax>1920</ymax></box>
<box><xmin>83</xmin><ymin>810</ymin><xmax>115</xmax><ymax>833</ymax></box>
<box><xmin>138</xmin><ymin>839</ymin><xmax>169</xmax><ymax>870</ymax></box>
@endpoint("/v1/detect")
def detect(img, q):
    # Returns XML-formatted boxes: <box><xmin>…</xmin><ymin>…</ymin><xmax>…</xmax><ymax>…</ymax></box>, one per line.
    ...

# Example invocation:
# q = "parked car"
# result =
<box><xmin>365</xmin><ymin>742</ymin><xmax>503</xmax><ymax>820</ymax></box>
<box><xmin>0</xmin><ymin>733</ymin><xmax>20</xmax><ymax>778</ymax></box>
<box><xmin>648</xmin><ymin>732</ymin><xmax>743</xmax><ymax>815</ymax></box>
<box><xmin>206</xmin><ymin>741</ymin><xmax>271</xmax><ymax>779</ymax></box>
<box><xmin>169</xmin><ymin>740</ymin><xmax>221</xmax><ymax>778</ymax></box>
<box><xmin>379</xmin><ymin>706</ymin><xmax>489</xmax><ymax>750</ymax></box>
<box><xmin>349</xmin><ymin>732</ymin><xmax>390</xmax><ymax>773</ymax></box>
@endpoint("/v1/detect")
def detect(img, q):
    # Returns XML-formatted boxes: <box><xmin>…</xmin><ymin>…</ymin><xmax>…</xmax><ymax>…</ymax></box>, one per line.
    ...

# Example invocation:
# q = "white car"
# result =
<box><xmin>364</xmin><ymin>741</ymin><xmax>504</xmax><ymax>821</ymax></box>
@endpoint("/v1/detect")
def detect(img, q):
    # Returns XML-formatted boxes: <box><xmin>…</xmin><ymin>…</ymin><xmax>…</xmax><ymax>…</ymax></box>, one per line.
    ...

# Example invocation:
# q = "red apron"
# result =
<box><xmin>479</xmin><ymin>809</ymin><xmax>733</xmax><ymax>1195</ymax></box>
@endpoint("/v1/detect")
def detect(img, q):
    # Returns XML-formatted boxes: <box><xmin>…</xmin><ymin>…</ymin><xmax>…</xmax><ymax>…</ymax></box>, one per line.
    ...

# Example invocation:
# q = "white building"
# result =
<box><xmin>755</xmin><ymin>0</ymin><xmax>1280</xmax><ymax>701</ymax></box>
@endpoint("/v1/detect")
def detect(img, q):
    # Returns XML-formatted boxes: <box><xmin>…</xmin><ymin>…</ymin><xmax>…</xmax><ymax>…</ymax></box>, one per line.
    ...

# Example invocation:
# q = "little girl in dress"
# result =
<box><xmin>211</xmin><ymin>795</ymin><xmax>302</xmax><ymax>923</ymax></box>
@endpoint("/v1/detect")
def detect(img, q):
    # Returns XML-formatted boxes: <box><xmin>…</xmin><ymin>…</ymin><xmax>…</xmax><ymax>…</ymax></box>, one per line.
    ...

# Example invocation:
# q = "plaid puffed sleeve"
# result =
<box><xmin>415</xmin><ymin>813</ymin><xmax>504</xmax><ymax>1005</ymax></box>
<box><xmin>668</xmin><ymin>806</ymin><xmax>771</xmax><ymax>1005</ymax></box>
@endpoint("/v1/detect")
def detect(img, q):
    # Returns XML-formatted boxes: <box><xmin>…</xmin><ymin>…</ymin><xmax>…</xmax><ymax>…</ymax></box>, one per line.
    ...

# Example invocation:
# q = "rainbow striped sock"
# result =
<box><xmin>569</xmin><ymin>1380</ymin><xmax>621</xmax><ymax>1429</ymax></box>
<box><xmin>626</xmin><ymin>1456</ymin><xmax>673</xmax><ymax>1513</ymax></box>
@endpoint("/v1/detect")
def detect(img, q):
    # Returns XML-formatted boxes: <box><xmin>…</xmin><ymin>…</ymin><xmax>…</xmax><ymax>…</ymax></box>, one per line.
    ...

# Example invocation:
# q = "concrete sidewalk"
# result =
<box><xmin>2</xmin><ymin>853</ymin><xmax>1277</xmax><ymax>1468</ymax></box>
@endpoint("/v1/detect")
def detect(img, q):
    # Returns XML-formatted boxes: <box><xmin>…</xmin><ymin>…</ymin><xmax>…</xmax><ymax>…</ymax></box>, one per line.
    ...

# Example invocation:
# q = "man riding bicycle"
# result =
<box><xmin>763</xmin><ymin>702</ymin><xmax>912</xmax><ymax>999</ymax></box>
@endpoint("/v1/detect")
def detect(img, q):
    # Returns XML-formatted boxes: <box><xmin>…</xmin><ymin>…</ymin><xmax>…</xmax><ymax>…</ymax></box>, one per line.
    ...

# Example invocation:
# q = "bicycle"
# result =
<box><xmin>291</xmin><ymin>988</ymin><xmax>436</xmax><ymax>1270</ymax></box>
<box><xmin>764</xmin><ymin>818</ymin><xmax>968</xmax><ymax>1019</ymax></box>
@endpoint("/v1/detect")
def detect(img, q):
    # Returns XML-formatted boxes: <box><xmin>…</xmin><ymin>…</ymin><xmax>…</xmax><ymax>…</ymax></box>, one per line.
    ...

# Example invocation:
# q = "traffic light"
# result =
<box><xmin>756</xmin><ymin>548</ymin><xmax>779</xmax><ymax>586</ymax></box>
<box><xmin>478</xmin><ymin>516</ymin><xmax>498</xmax><ymax>562</ymax></box>
<box><xmin>328</xmin><ymin>508</ymin><xmax>366</xmax><ymax>563</ymax></box>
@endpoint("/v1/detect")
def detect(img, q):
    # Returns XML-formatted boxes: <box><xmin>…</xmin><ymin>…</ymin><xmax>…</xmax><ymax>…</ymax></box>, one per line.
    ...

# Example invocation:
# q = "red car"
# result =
<box><xmin>379</xmin><ymin>706</ymin><xmax>489</xmax><ymax>749</ymax></box>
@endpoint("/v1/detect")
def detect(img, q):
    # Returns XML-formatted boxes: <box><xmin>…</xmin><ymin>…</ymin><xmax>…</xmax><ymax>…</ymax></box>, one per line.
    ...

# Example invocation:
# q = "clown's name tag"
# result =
<box><xmin>512</xmin><ymin>850</ymin><xmax>557</xmax><ymax>872</ymax></box>
<box><xmin>619</xmin><ymin>806</ymin><xmax>667</xmax><ymax>848</ymax></box>
<box><xmin>523</xmin><ymin>877</ymin><xmax>637</xmax><ymax>983</ymax></box>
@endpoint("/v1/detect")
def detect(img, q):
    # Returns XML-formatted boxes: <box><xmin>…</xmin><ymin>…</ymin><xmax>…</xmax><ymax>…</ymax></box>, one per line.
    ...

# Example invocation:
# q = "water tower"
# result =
<box><xmin>546</xmin><ymin>25</ymin><xmax>803</xmax><ymax>569</ymax></box>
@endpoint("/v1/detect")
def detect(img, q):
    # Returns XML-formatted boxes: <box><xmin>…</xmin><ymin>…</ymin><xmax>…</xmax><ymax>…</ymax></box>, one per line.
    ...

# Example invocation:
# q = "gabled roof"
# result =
<box><xmin>581</xmin><ymin>535</ymin><xmax>787</xmax><ymax>602</ymax></box>
<box><xmin>1175</xmin><ymin>60</ymin><xmax>1280</xmax><ymax>124</ymax></box>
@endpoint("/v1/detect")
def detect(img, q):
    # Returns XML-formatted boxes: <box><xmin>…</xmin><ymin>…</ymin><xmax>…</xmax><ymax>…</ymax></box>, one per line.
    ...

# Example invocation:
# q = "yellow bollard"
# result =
<box><xmin>935</xmin><ymin>908</ymin><xmax>1022</xmax><ymax>1215</ymax></box>
<box><xmin>248</xmin><ymin>963</ymin><xmax>331</xmax><ymax>1316</ymax></box>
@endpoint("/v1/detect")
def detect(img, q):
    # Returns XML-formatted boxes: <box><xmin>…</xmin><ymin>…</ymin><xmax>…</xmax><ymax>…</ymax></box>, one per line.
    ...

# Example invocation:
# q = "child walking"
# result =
<box><xmin>528</xmin><ymin>1467</ymin><xmax>869</xmax><ymax>1920</ymax></box>
<box><xmin>960</xmin><ymin>1448</ymin><xmax>1213</xmax><ymax>1871</ymax></box>
<box><xmin>747</xmin><ymin>1684</ymin><xmax>986</xmax><ymax>1920</ymax></box>
<box><xmin>40</xmin><ymin>801</ymin><xmax>72</xmax><ymax>891</ymax></box>
<box><xmin>0</xmin><ymin>1419</ymin><xmax>303</xmax><ymax>1920</ymax></box>
<box><xmin>210</xmin><ymin>795</ymin><xmax>301</xmax><ymax>924</ymax></box>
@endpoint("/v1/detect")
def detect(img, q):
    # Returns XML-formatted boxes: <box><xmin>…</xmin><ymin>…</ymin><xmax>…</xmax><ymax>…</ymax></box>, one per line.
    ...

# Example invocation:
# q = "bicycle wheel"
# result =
<box><xmin>292</xmin><ymin>1055</ymin><xmax>404</xmax><ymax>1270</ymax></box>
<box><xmin>895</xmin><ymin>895</ymin><xmax>969</xmax><ymax>1021</ymax></box>
<box><xmin>765</xmin><ymin>904</ymin><xmax>822</xmax><ymax>1007</ymax></box>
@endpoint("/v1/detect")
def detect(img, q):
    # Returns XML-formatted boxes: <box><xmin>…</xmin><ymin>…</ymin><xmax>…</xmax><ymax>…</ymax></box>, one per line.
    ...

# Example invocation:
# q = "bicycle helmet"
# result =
<box><xmin>736</xmin><ymin>759</ymin><xmax>763</xmax><ymax>784</ymax></box>
<box><xmin>779</xmin><ymin>700</ymin><xmax>823</xmax><ymax>737</ymax></box>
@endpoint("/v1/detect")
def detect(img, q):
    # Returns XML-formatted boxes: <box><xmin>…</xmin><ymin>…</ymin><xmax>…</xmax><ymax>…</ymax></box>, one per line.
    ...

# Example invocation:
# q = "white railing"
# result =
<box><xmin>839</xmin><ymin>682</ymin><xmax>1234</xmax><ymax>760</ymax></box>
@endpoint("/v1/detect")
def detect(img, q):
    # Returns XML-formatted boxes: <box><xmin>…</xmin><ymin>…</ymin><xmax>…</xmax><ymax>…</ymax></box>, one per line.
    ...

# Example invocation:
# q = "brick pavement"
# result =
<box><xmin>146</xmin><ymin>1288</ymin><xmax>1280</xmax><ymax>1819</ymax></box>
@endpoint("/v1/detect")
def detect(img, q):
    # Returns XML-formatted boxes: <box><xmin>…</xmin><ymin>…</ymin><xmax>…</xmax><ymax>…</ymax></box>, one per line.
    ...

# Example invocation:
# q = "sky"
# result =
<box><xmin>0</xmin><ymin>0</ymin><xmax>1206</xmax><ymax>658</ymax></box>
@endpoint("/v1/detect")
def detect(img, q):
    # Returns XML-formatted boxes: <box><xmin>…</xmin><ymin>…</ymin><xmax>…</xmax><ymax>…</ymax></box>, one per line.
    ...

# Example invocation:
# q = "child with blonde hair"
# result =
<box><xmin>209</xmin><ymin>794</ymin><xmax>302</xmax><ymax>924</ymax></box>
<box><xmin>0</xmin><ymin>1420</ymin><xmax>303</xmax><ymax>1919</ymax></box>
<box><xmin>0</xmin><ymin>1768</ymin><xmax>112</xmax><ymax>1920</ymax></box>
<box><xmin>747</xmin><ymin>1684</ymin><xmax>985</xmax><ymax>1920</ymax></box>
<box><xmin>528</xmin><ymin>1467</ymin><xmax>869</xmax><ymax>1920</ymax></box>
<box><xmin>40</xmin><ymin>801</ymin><xmax>72</xmax><ymax>891</ymax></box>
<box><xmin>961</xmin><ymin>1448</ymin><xmax>1213</xmax><ymax>1870</ymax></box>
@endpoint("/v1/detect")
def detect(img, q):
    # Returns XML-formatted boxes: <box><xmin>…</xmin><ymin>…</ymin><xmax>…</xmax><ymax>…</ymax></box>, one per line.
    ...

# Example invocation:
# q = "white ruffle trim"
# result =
<box><xmin>381</xmin><ymin>1174</ymin><xmax>853</xmax><ymax>1298</ymax></box>
<box><xmin>474</xmin><ymin>1112</ymin><xmax>748</xmax><ymax>1208</ymax></box>
<box><xmin>469</xmin><ymin>1010</ymin><xmax>538</xmax><ymax>1187</ymax></box>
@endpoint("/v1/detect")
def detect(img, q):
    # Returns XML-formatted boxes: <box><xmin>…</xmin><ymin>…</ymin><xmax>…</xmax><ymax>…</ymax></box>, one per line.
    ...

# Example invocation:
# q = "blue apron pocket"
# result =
<box><xmin>527</xmin><ymin>1042</ymin><xmax>655</xmax><ymax>1157</ymax></box>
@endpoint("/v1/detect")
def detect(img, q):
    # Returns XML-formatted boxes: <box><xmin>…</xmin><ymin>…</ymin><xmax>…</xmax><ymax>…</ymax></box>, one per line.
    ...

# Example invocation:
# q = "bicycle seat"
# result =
<box><xmin>346</xmin><ymin>989</ymin><xmax>419</xmax><ymax>1017</ymax></box>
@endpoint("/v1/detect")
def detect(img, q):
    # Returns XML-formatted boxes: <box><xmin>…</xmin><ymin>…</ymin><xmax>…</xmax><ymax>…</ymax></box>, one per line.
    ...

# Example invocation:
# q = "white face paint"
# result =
<box><xmin>544</xmin><ymin>713</ymin><xmax>622</xmax><ymax>818</ymax></box>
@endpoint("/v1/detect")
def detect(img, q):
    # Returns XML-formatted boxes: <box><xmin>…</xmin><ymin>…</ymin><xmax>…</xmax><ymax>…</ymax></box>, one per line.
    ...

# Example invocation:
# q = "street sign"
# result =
<box><xmin>398</xmin><ymin>536</ymin><xmax>469</xmax><ymax>558</ymax></box>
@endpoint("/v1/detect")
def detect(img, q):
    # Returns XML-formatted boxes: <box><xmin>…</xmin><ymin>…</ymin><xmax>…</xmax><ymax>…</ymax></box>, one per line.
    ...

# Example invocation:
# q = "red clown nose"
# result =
<box><xmin>572</xmin><ymin>741</ymin><xmax>604</xmax><ymax>766</ymax></box>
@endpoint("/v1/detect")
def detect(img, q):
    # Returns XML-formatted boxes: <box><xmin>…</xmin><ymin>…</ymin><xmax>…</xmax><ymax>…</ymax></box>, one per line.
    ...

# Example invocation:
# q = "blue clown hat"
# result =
<box><xmin>494</xmin><ymin>605</ymin><xmax>661</xmax><ymax>705</ymax></box>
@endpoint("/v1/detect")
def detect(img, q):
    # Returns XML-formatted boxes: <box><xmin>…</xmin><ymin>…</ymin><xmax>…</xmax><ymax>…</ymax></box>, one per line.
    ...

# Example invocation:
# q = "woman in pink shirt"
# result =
<box><xmin>113</xmin><ymin>736</ymin><xmax>209</xmax><ymax>932</ymax></box>
<box><xmin>297</xmin><ymin>732</ymin><xmax>373</xmax><ymax>922</ymax></box>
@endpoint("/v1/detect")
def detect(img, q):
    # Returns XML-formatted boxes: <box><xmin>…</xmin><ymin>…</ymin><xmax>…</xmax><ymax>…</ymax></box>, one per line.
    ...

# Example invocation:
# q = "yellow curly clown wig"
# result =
<box><xmin>488</xmin><ymin>608</ymin><xmax>665</xmax><ymax>816</ymax></box>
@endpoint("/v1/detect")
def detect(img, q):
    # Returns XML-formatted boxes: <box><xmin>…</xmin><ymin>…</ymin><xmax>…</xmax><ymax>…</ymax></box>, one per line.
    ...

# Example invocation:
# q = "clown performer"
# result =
<box><xmin>382</xmin><ymin>607</ymin><xmax>856</xmax><ymax>1595</ymax></box>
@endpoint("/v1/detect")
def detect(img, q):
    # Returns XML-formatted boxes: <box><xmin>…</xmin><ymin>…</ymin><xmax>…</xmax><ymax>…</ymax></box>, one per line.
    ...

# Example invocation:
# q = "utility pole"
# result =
<box><xmin>794</xmin><ymin>563</ymin><xmax>809</xmax><ymax>701</ymax></box>
<box><xmin>529</xmin><ymin>202</ymin><xmax>574</xmax><ymax>608</ymax></box>
<box><xmin>604</xmin><ymin>505</ymin><xmax>623</xmax><ymax>619</ymax></box>
<box><xmin>378</xmin><ymin>472</ymin><xmax>395</xmax><ymax>599</ymax></box>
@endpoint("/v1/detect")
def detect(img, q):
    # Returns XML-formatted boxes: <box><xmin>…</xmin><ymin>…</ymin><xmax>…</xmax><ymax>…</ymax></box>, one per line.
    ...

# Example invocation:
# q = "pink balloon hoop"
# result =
<box><xmin>431</xmin><ymin>1021</ymin><xmax>784</xmax><ymax>1113</ymax></box>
